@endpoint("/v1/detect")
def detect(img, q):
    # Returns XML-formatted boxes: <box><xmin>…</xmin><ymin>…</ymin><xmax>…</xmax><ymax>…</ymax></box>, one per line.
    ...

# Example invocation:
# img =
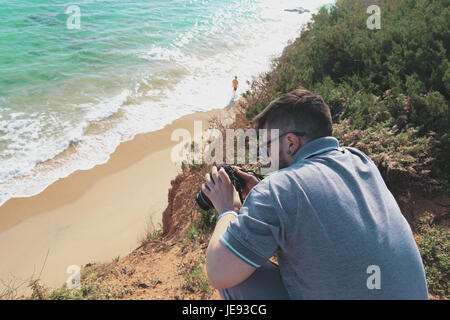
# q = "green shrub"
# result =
<box><xmin>27</xmin><ymin>258</ymin><xmax>133</xmax><ymax>300</ymax></box>
<box><xmin>140</xmin><ymin>223</ymin><xmax>163</xmax><ymax>247</ymax></box>
<box><xmin>196</xmin><ymin>208</ymin><xmax>217</xmax><ymax>234</ymax></box>
<box><xmin>415</xmin><ymin>222</ymin><xmax>450</xmax><ymax>299</ymax></box>
<box><xmin>182</xmin><ymin>258</ymin><xmax>212</xmax><ymax>297</ymax></box>
<box><xmin>242</xmin><ymin>0</ymin><xmax>449</xmax><ymax>190</ymax></box>
<box><xmin>186</xmin><ymin>225</ymin><xmax>200</xmax><ymax>243</ymax></box>
<box><xmin>334</xmin><ymin>119</ymin><xmax>438</xmax><ymax>192</ymax></box>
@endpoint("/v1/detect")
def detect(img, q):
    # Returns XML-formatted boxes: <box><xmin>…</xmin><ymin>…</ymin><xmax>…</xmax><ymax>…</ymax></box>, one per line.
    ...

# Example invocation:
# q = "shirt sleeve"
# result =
<box><xmin>219</xmin><ymin>182</ymin><xmax>283</xmax><ymax>268</ymax></box>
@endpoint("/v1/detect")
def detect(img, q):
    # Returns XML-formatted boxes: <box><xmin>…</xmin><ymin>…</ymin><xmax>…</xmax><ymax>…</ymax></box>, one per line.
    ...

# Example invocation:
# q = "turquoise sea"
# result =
<box><xmin>0</xmin><ymin>0</ymin><xmax>334</xmax><ymax>206</ymax></box>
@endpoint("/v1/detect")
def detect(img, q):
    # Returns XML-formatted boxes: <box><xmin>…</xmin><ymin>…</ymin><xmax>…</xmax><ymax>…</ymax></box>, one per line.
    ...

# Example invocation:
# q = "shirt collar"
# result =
<box><xmin>291</xmin><ymin>136</ymin><xmax>341</xmax><ymax>164</ymax></box>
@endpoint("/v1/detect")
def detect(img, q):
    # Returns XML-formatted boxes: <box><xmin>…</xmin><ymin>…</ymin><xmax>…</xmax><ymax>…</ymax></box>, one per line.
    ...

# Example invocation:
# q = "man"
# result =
<box><xmin>202</xmin><ymin>89</ymin><xmax>428</xmax><ymax>299</ymax></box>
<box><xmin>232</xmin><ymin>76</ymin><xmax>239</xmax><ymax>92</ymax></box>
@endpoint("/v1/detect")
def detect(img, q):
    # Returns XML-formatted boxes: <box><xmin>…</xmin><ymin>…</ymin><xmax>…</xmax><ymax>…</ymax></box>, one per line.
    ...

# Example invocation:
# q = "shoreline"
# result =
<box><xmin>0</xmin><ymin>106</ymin><xmax>235</xmax><ymax>292</ymax></box>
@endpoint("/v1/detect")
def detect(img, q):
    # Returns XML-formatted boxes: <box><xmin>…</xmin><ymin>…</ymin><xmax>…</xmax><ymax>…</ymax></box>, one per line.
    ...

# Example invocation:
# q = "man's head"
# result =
<box><xmin>253</xmin><ymin>88</ymin><xmax>333</xmax><ymax>169</ymax></box>
<box><xmin>235</xmin><ymin>76</ymin><xmax>238</xmax><ymax>80</ymax></box>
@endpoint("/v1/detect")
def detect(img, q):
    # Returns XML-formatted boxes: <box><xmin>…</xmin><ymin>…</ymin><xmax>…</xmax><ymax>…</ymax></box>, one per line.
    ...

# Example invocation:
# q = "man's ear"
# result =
<box><xmin>286</xmin><ymin>133</ymin><xmax>302</xmax><ymax>151</ymax></box>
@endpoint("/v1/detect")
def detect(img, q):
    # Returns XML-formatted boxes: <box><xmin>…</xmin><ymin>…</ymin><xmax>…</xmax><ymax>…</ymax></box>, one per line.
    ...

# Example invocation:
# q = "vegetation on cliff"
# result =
<box><xmin>244</xmin><ymin>0</ymin><xmax>449</xmax><ymax>193</ymax></box>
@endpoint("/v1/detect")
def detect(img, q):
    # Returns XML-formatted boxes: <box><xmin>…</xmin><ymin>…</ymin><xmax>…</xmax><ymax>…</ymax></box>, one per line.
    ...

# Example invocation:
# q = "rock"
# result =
<box><xmin>137</xmin><ymin>282</ymin><xmax>149</xmax><ymax>289</ymax></box>
<box><xmin>284</xmin><ymin>7</ymin><xmax>310</xmax><ymax>14</ymax></box>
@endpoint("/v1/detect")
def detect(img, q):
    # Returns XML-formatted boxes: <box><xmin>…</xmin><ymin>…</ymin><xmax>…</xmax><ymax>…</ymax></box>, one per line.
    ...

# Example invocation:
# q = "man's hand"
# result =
<box><xmin>201</xmin><ymin>166</ymin><xmax>242</xmax><ymax>214</ymax></box>
<box><xmin>232</xmin><ymin>166</ymin><xmax>260</xmax><ymax>199</ymax></box>
<box><xmin>203</xmin><ymin>166</ymin><xmax>257</xmax><ymax>289</ymax></box>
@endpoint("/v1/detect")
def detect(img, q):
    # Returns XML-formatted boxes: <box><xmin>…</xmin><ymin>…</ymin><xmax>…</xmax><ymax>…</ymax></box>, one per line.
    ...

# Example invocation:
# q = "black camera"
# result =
<box><xmin>195</xmin><ymin>165</ymin><xmax>246</xmax><ymax>211</ymax></box>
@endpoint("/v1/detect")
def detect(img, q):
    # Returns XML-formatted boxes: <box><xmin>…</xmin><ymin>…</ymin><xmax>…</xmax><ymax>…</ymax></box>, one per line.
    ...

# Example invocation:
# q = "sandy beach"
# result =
<box><xmin>0</xmin><ymin>106</ymin><xmax>234</xmax><ymax>293</ymax></box>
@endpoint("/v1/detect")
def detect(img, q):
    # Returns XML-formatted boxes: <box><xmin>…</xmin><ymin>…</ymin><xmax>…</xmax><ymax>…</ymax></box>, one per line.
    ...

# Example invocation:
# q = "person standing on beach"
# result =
<box><xmin>232</xmin><ymin>76</ymin><xmax>238</xmax><ymax>97</ymax></box>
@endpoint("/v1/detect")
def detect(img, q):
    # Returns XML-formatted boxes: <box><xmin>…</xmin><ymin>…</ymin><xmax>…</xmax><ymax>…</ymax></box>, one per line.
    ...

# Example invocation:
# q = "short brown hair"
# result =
<box><xmin>253</xmin><ymin>89</ymin><xmax>333</xmax><ymax>141</ymax></box>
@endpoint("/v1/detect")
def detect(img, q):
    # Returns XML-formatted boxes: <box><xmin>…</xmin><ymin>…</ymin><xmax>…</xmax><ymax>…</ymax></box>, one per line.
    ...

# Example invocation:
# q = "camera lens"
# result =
<box><xmin>195</xmin><ymin>190</ymin><xmax>213</xmax><ymax>211</ymax></box>
<box><xmin>195</xmin><ymin>165</ymin><xmax>244</xmax><ymax>211</ymax></box>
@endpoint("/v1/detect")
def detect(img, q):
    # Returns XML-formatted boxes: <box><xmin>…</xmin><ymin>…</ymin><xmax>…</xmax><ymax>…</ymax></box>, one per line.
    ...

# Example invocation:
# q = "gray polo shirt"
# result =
<box><xmin>220</xmin><ymin>136</ymin><xmax>428</xmax><ymax>299</ymax></box>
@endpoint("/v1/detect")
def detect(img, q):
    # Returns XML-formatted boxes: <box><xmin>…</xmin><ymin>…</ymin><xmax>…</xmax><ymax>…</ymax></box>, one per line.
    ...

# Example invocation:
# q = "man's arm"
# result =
<box><xmin>206</xmin><ymin>213</ymin><xmax>256</xmax><ymax>290</ymax></box>
<box><xmin>201</xmin><ymin>167</ymin><xmax>257</xmax><ymax>290</ymax></box>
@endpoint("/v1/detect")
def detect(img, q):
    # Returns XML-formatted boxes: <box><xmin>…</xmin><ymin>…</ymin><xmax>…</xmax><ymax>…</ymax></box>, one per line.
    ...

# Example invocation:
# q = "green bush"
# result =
<box><xmin>186</xmin><ymin>208</ymin><xmax>217</xmax><ymax>244</ymax></box>
<box><xmin>186</xmin><ymin>225</ymin><xmax>200</xmax><ymax>243</ymax></box>
<box><xmin>182</xmin><ymin>258</ymin><xmax>212</xmax><ymax>297</ymax></box>
<box><xmin>243</xmin><ymin>0</ymin><xmax>449</xmax><ymax>190</ymax></box>
<box><xmin>196</xmin><ymin>208</ymin><xmax>218</xmax><ymax>234</ymax></box>
<box><xmin>334</xmin><ymin>119</ymin><xmax>438</xmax><ymax>192</ymax></box>
<box><xmin>415</xmin><ymin>222</ymin><xmax>450</xmax><ymax>299</ymax></box>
